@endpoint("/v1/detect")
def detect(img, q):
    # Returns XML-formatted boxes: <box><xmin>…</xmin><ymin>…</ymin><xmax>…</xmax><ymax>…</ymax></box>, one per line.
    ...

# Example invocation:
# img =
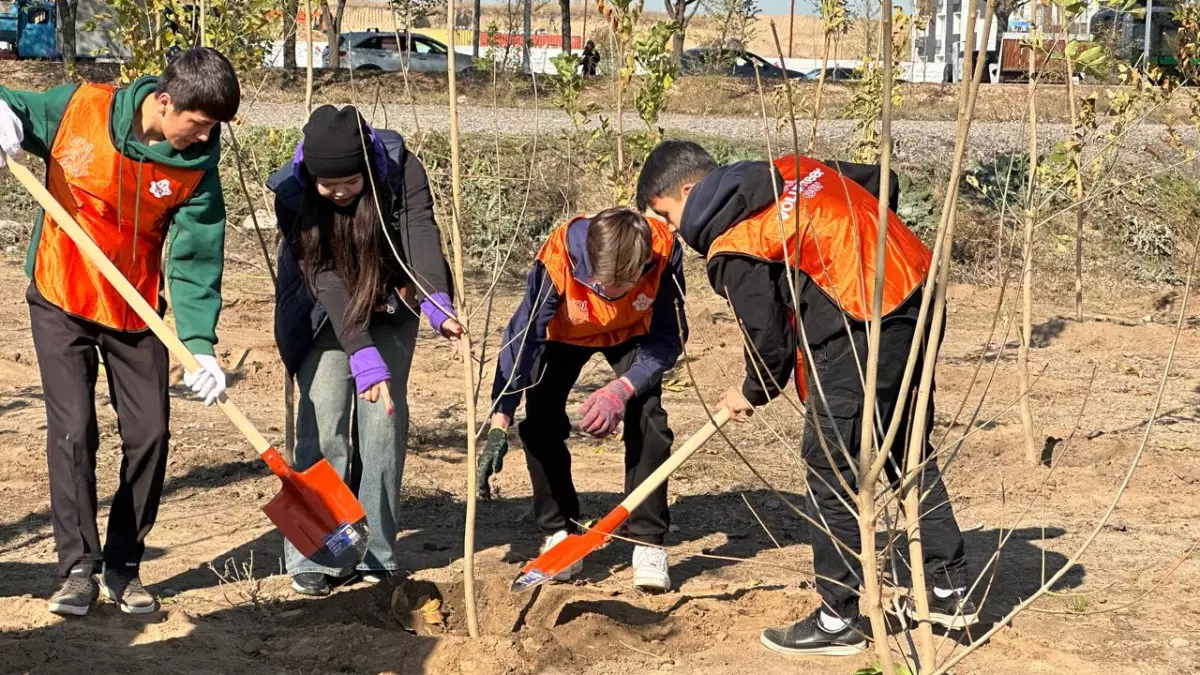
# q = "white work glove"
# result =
<box><xmin>0</xmin><ymin>101</ymin><xmax>23</xmax><ymax>168</ymax></box>
<box><xmin>184</xmin><ymin>354</ymin><xmax>226</xmax><ymax>406</ymax></box>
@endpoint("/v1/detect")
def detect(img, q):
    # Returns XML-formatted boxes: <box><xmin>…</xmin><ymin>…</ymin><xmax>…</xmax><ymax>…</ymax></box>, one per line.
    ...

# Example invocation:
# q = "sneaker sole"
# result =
<box><xmin>99</xmin><ymin>583</ymin><xmax>159</xmax><ymax>615</ymax></box>
<box><xmin>758</xmin><ymin>631</ymin><xmax>866</xmax><ymax>657</ymax></box>
<box><xmin>632</xmin><ymin>574</ymin><xmax>671</xmax><ymax>592</ymax></box>
<box><xmin>290</xmin><ymin>580</ymin><xmax>331</xmax><ymax>597</ymax></box>
<box><xmin>47</xmin><ymin>600</ymin><xmax>92</xmax><ymax>617</ymax></box>
<box><xmin>927</xmin><ymin>610</ymin><xmax>979</xmax><ymax>630</ymax></box>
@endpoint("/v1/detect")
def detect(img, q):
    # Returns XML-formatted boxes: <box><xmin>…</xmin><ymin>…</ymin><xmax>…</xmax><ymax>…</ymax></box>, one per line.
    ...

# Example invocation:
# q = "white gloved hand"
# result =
<box><xmin>184</xmin><ymin>354</ymin><xmax>226</xmax><ymax>406</ymax></box>
<box><xmin>0</xmin><ymin>101</ymin><xmax>24</xmax><ymax>168</ymax></box>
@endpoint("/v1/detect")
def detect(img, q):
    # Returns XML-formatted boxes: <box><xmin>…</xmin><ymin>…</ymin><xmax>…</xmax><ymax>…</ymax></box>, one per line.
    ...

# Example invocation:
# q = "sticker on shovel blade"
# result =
<box><xmin>324</xmin><ymin>522</ymin><xmax>362</xmax><ymax>557</ymax></box>
<box><xmin>514</xmin><ymin>569</ymin><xmax>549</xmax><ymax>589</ymax></box>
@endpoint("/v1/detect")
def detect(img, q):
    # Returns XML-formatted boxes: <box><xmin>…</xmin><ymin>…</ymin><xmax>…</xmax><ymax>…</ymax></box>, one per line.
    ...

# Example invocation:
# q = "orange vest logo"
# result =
<box><xmin>149</xmin><ymin>179</ymin><xmax>172</xmax><ymax>199</ymax></box>
<box><xmin>567</xmin><ymin>298</ymin><xmax>590</xmax><ymax>323</ymax></box>
<box><xmin>537</xmin><ymin>216</ymin><xmax>676</xmax><ymax>348</ymax></box>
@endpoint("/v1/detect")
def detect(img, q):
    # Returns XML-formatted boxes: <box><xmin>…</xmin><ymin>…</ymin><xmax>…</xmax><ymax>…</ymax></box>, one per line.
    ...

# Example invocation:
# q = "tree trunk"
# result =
<box><xmin>283</xmin><ymin>0</ymin><xmax>299</xmax><ymax>83</ymax></box>
<box><xmin>522</xmin><ymin>0</ymin><xmax>532</xmax><ymax>73</ymax></box>
<box><xmin>560</xmin><ymin>0</ymin><xmax>572</xmax><ymax>54</ymax></box>
<box><xmin>58</xmin><ymin>0</ymin><xmax>79</xmax><ymax>77</ymax></box>
<box><xmin>473</xmin><ymin>0</ymin><xmax>482</xmax><ymax>56</ymax></box>
<box><xmin>443</xmin><ymin>4</ymin><xmax>482</xmax><ymax>639</ymax></box>
<box><xmin>1019</xmin><ymin>39</ymin><xmax>1038</xmax><ymax>464</ymax></box>
<box><xmin>323</xmin><ymin>0</ymin><xmax>348</xmax><ymax>71</ymax></box>
<box><xmin>994</xmin><ymin>8</ymin><xmax>1011</xmax><ymax>34</ymax></box>
<box><xmin>669</xmin><ymin>0</ymin><xmax>686</xmax><ymax>64</ymax></box>
<box><xmin>306</xmin><ymin>0</ymin><xmax>315</xmax><ymax>113</ymax></box>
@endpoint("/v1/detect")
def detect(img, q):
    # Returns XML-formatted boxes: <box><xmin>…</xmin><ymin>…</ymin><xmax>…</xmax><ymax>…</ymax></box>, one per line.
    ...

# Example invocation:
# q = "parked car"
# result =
<box><xmin>802</xmin><ymin>66</ymin><xmax>860</xmax><ymax>82</ymax></box>
<box><xmin>679</xmin><ymin>47</ymin><xmax>805</xmax><ymax>79</ymax></box>
<box><xmin>324</xmin><ymin>31</ymin><xmax>472</xmax><ymax>73</ymax></box>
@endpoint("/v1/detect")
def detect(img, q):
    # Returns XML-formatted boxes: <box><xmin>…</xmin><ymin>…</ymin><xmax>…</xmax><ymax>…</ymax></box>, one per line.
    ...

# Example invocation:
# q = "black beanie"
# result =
<box><xmin>302</xmin><ymin>105</ymin><xmax>368</xmax><ymax>178</ymax></box>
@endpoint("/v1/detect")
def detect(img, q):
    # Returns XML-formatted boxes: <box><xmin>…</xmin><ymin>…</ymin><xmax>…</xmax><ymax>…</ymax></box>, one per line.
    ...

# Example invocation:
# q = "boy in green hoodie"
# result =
<box><xmin>0</xmin><ymin>47</ymin><xmax>240</xmax><ymax>616</ymax></box>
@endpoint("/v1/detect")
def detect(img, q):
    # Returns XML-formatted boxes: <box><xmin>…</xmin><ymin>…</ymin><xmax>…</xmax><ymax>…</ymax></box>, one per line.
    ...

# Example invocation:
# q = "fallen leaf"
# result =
<box><xmin>419</xmin><ymin>597</ymin><xmax>445</xmax><ymax>626</ymax></box>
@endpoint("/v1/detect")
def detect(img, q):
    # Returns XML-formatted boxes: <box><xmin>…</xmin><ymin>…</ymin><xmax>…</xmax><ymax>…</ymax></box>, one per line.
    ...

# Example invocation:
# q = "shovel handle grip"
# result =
<box><xmin>9</xmin><ymin>160</ymin><xmax>273</xmax><ymax>456</ymax></box>
<box><xmin>619</xmin><ymin>407</ymin><xmax>730</xmax><ymax>512</ymax></box>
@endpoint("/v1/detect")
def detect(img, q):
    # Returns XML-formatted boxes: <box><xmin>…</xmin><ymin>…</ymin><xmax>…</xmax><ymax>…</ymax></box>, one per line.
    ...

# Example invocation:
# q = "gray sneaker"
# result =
<box><xmin>48</xmin><ymin>567</ymin><xmax>98</xmax><ymax>617</ymax></box>
<box><xmin>100</xmin><ymin>569</ymin><xmax>159</xmax><ymax>614</ymax></box>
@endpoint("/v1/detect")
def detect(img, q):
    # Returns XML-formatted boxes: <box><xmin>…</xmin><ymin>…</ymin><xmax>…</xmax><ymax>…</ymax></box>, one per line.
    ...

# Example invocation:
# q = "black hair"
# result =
<box><xmin>297</xmin><ymin>170</ymin><xmax>392</xmax><ymax>335</ymax></box>
<box><xmin>635</xmin><ymin>139</ymin><xmax>717</xmax><ymax>212</ymax></box>
<box><xmin>155</xmin><ymin>47</ymin><xmax>241</xmax><ymax>122</ymax></box>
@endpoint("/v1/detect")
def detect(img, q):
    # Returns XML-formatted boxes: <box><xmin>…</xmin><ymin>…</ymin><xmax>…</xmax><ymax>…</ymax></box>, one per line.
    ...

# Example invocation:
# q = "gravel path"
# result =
<box><xmin>240</xmin><ymin>103</ymin><xmax>1190</xmax><ymax>166</ymax></box>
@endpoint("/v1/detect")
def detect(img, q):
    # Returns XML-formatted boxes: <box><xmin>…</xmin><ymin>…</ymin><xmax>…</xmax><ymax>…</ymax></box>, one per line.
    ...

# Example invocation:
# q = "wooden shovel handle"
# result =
<box><xmin>618</xmin><ymin>407</ymin><xmax>730</xmax><ymax>512</ymax></box>
<box><xmin>9</xmin><ymin>160</ymin><xmax>273</xmax><ymax>456</ymax></box>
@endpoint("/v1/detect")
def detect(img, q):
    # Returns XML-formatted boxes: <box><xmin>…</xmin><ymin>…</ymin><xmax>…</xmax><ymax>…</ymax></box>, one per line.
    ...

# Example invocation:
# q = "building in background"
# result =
<box><xmin>910</xmin><ymin>0</ymin><xmax>1103</xmax><ymax>82</ymax></box>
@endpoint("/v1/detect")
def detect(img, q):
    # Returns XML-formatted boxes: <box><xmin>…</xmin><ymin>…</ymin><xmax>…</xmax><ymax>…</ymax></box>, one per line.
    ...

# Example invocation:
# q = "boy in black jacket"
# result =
<box><xmin>636</xmin><ymin>140</ymin><xmax>974</xmax><ymax>656</ymax></box>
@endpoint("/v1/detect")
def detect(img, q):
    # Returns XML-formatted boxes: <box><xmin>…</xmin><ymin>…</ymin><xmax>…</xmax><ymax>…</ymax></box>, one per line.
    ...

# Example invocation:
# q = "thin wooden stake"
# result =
<box><xmin>1018</xmin><ymin>36</ymin><xmax>1039</xmax><ymax>464</ymax></box>
<box><xmin>1066</xmin><ymin>38</ymin><xmax>1085</xmax><ymax>321</ymax></box>
<box><xmin>305</xmin><ymin>0</ymin><xmax>315</xmax><ymax>114</ymax></box>
<box><xmin>857</xmin><ymin>3</ymin><xmax>897</xmax><ymax>670</ymax></box>
<box><xmin>788</xmin><ymin>0</ymin><xmax>795</xmax><ymax>58</ymax></box>
<box><xmin>446</xmin><ymin>3</ymin><xmax>482</xmax><ymax>639</ymax></box>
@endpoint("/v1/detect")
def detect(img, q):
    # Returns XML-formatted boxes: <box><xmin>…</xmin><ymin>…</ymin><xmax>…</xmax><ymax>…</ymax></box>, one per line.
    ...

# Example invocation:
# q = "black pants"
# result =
<box><xmin>803</xmin><ymin>316</ymin><xmax>968</xmax><ymax>618</ymax></box>
<box><xmin>27</xmin><ymin>284</ymin><xmax>170</xmax><ymax>579</ymax></box>
<box><xmin>518</xmin><ymin>340</ymin><xmax>674</xmax><ymax>545</ymax></box>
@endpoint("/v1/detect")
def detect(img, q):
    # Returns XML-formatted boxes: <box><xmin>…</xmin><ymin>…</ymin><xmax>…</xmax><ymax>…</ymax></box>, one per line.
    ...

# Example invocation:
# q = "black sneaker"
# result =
<box><xmin>923</xmin><ymin>589</ymin><xmax>979</xmax><ymax>629</ymax></box>
<box><xmin>48</xmin><ymin>567</ymin><xmax>98</xmax><ymax>617</ymax></box>
<box><xmin>291</xmin><ymin>572</ymin><xmax>331</xmax><ymax>597</ymax></box>
<box><xmin>759</xmin><ymin>610</ymin><xmax>868</xmax><ymax>657</ymax></box>
<box><xmin>100</xmin><ymin>569</ymin><xmax>159</xmax><ymax>614</ymax></box>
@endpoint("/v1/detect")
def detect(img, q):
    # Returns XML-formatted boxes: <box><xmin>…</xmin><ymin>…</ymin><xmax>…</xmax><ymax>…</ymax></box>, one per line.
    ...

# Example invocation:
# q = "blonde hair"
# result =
<box><xmin>587</xmin><ymin>207</ymin><xmax>653</xmax><ymax>287</ymax></box>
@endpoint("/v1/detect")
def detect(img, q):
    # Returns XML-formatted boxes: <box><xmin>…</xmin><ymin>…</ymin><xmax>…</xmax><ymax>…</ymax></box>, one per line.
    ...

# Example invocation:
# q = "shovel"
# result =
<box><xmin>511</xmin><ymin>407</ymin><xmax>730</xmax><ymax>592</ymax></box>
<box><xmin>8</xmin><ymin>160</ymin><xmax>369</xmax><ymax>570</ymax></box>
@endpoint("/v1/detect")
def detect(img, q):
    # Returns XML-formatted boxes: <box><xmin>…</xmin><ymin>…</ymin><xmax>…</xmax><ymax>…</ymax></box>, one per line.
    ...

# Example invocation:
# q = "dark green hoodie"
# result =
<box><xmin>0</xmin><ymin>76</ymin><xmax>226</xmax><ymax>355</ymax></box>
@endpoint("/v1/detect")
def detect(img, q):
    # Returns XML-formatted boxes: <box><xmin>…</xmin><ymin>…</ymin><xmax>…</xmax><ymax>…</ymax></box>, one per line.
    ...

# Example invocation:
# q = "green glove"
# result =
<box><xmin>477</xmin><ymin>427</ymin><xmax>509</xmax><ymax>500</ymax></box>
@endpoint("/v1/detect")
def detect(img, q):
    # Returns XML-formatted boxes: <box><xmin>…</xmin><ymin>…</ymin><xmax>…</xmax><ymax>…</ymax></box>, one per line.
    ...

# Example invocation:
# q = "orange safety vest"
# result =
<box><xmin>708</xmin><ymin>154</ymin><xmax>932</xmax><ymax>401</ymax></box>
<box><xmin>538</xmin><ymin>216</ymin><xmax>675</xmax><ymax>348</ymax></box>
<box><xmin>34</xmin><ymin>83</ymin><xmax>206</xmax><ymax>331</ymax></box>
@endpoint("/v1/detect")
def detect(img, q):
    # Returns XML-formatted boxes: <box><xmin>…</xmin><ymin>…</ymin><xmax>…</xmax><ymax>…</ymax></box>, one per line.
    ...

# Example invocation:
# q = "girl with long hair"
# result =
<box><xmin>267</xmin><ymin>105</ymin><xmax>459</xmax><ymax>596</ymax></box>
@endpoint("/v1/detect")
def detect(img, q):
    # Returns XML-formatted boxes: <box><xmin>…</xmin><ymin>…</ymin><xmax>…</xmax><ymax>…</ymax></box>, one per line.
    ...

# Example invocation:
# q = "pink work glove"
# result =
<box><xmin>580</xmin><ymin>378</ymin><xmax>636</xmax><ymax>438</ymax></box>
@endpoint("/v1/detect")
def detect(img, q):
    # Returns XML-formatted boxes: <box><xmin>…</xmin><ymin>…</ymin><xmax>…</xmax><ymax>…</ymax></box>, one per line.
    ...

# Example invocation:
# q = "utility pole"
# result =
<box><xmin>1142</xmin><ymin>0</ymin><xmax>1153</xmax><ymax>71</ymax></box>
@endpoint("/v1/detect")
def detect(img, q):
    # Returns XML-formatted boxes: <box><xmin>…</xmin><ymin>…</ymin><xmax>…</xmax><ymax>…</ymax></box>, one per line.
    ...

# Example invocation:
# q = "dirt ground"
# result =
<box><xmin>1</xmin><ymin>246</ymin><xmax>1200</xmax><ymax>675</ymax></box>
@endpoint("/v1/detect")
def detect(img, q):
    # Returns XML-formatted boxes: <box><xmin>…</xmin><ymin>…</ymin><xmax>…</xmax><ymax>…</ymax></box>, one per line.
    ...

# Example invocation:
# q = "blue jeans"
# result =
<box><xmin>284</xmin><ymin>314</ymin><xmax>417</xmax><ymax>577</ymax></box>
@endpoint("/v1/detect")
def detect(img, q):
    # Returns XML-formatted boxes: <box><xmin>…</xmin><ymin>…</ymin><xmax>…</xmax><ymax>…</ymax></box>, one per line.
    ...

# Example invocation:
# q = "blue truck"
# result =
<box><xmin>0</xmin><ymin>1</ymin><xmax>123</xmax><ymax>61</ymax></box>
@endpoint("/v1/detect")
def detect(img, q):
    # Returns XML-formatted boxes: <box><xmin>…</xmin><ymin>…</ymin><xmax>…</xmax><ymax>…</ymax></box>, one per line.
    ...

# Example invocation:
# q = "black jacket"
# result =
<box><xmin>679</xmin><ymin>157</ymin><xmax>913</xmax><ymax>406</ymax></box>
<box><xmin>267</xmin><ymin>128</ymin><xmax>452</xmax><ymax>374</ymax></box>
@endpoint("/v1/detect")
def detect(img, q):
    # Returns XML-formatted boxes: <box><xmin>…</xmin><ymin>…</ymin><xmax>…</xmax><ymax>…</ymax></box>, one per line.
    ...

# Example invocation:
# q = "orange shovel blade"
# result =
<box><xmin>260</xmin><ymin>448</ymin><xmax>369</xmax><ymax>570</ymax></box>
<box><xmin>511</xmin><ymin>506</ymin><xmax>630</xmax><ymax>592</ymax></box>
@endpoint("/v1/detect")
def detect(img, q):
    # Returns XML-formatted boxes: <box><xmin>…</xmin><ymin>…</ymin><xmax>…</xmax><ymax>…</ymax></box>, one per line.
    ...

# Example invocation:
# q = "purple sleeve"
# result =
<box><xmin>349</xmin><ymin>346</ymin><xmax>390</xmax><ymax>394</ymax></box>
<box><xmin>420</xmin><ymin>292</ymin><xmax>456</xmax><ymax>332</ymax></box>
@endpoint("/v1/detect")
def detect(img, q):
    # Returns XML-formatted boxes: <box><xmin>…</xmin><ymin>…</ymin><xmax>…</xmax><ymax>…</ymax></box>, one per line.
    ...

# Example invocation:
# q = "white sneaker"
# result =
<box><xmin>542</xmin><ymin>530</ymin><xmax>582</xmax><ymax>581</ymax></box>
<box><xmin>632</xmin><ymin>545</ymin><xmax>671</xmax><ymax>592</ymax></box>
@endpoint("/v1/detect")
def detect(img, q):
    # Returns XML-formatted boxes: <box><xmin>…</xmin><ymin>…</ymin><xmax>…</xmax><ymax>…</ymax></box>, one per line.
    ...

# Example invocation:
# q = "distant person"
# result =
<box><xmin>0</xmin><ymin>48</ymin><xmax>238</xmax><ymax>617</ymax></box>
<box><xmin>267</xmin><ymin>105</ymin><xmax>461</xmax><ymax>597</ymax></box>
<box><xmin>581</xmin><ymin>40</ymin><xmax>600</xmax><ymax>76</ymax></box>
